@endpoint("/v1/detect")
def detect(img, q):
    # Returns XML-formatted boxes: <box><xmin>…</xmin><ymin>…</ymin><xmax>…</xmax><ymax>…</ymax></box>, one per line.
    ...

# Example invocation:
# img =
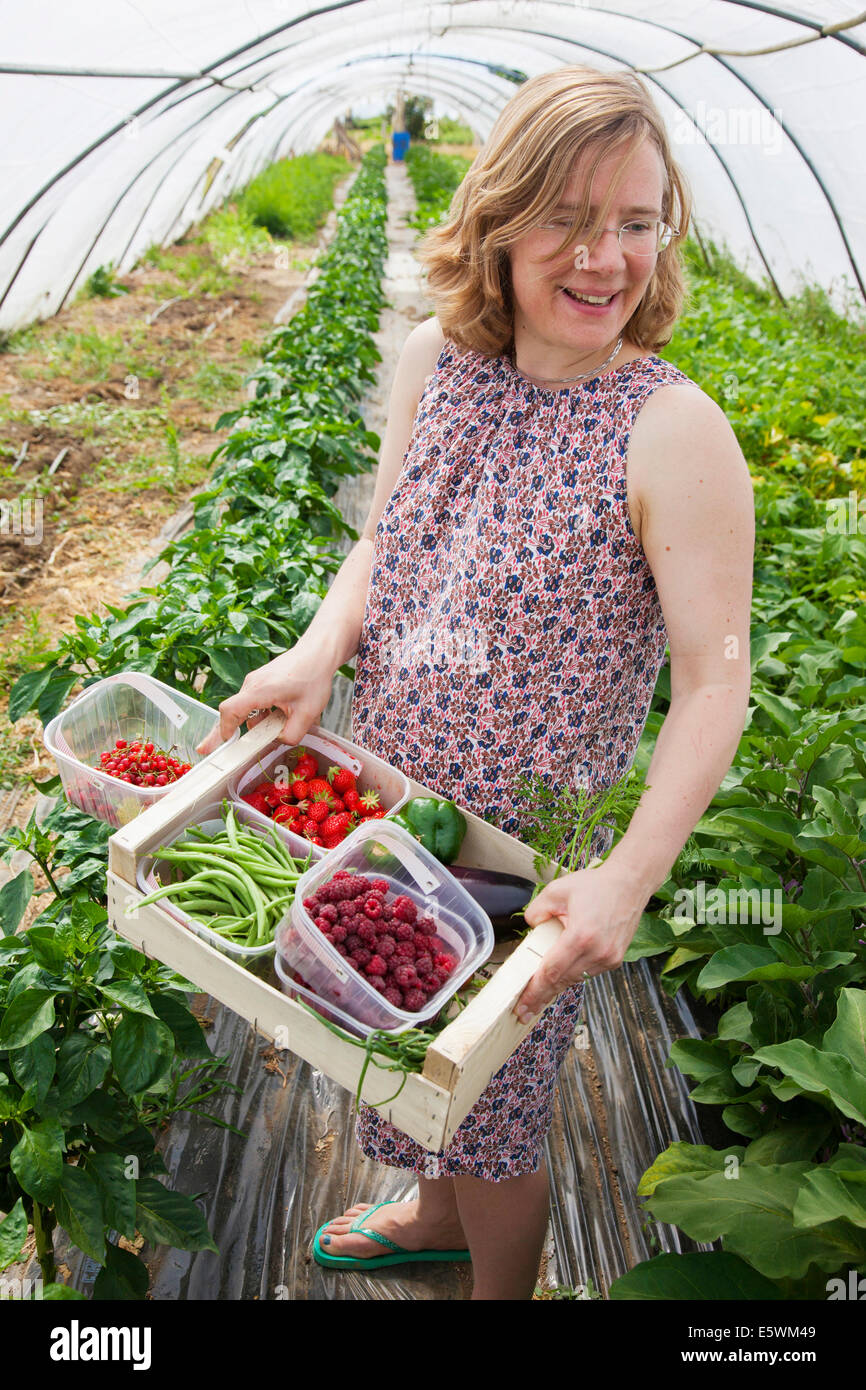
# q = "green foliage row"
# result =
<box><xmin>404</xmin><ymin>144</ymin><xmax>472</xmax><ymax>233</ymax></box>
<box><xmin>237</xmin><ymin>151</ymin><xmax>352</xmax><ymax>241</ymax></box>
<box><xmin>610</xmin><ymin>238</ymin><xmax>866</xmax><ymax>1299</ymax></box>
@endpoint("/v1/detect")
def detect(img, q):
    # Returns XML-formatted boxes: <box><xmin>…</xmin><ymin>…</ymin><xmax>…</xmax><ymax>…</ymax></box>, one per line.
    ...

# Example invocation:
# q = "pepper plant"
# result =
<box><xmin>0</xmin><ymin>790</ymin><xmax>239</xmax><ymax>1297</ymax></box>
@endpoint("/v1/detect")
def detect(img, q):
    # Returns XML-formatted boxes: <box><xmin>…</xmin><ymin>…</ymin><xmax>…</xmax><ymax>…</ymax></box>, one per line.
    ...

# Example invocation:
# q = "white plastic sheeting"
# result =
<box><xmin>1</xmin><ymin>1</ymin><xmax>864</xmax><ymax>330</ymax></box>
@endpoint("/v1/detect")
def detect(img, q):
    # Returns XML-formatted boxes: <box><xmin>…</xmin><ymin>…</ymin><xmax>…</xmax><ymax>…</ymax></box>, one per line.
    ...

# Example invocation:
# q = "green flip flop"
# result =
<box><xmin>312</xmin><ymin>1200</ymin><xmax>472</xmax><ymax>1270</ymax></box>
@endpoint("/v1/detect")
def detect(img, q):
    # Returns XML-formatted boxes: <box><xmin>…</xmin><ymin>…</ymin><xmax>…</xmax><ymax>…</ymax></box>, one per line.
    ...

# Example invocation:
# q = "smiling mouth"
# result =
<box><xmin>562</xmin><ymin>287</ymin><xmax>618</xmax><ymax>305</ymax></box>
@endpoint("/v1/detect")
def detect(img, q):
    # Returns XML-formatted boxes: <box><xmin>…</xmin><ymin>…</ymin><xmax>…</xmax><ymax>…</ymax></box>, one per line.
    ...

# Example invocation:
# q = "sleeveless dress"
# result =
<box><xmin>349</xmin><ymin>338</ymin><xmax>698</xmax><ymax>1181</ymax></box>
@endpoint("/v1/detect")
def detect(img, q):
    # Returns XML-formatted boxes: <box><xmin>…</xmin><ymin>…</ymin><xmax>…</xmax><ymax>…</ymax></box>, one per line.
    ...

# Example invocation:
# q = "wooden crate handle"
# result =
<box><xmin>421</xmin><ymin>916</ymin><xmax>566</xmax><ymax>1092</ymax></box>
<box><xmin>422</xmin><ymin>855</ymin><xmax>604</xmax><ymax>1098</ymax></box>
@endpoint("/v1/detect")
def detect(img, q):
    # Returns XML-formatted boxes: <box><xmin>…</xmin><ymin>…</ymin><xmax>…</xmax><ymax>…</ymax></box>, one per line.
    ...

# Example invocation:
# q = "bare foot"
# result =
<box><xmin>318</xmin><ymin>1198</ymin><xmax>467</xmax><ymax>1261</ymax></box>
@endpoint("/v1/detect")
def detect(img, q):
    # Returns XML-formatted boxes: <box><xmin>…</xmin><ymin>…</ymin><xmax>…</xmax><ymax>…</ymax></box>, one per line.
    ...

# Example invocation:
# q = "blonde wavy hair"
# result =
<box><xmin>418</xmin><ymin>65</ymin><xmax>693</xmax><ymax>357</ymax></box>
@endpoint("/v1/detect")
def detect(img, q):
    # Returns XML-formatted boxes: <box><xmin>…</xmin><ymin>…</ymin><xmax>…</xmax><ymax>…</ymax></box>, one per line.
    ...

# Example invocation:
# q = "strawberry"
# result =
<box><xmin>328</xmin><ymin>765</ymin><xmax>357</xmax><ymax>796</ymax></box>
<box><xmin>343</xmin><ymin>789</ymin><xmax>362</xmax><ymax>813</ymax></box>
<box><xmin>294</xmin><ymin>750</ymin><xmax>318</xmax><ymax>780</ymax></box>
<box><xmin>321</xmin><ymin>834</ymin><xmax>344</xmax><ymax>849</ymax></box>
<box><xmin>307</xmin><ymin>777</ymin><xmax>334</xmax><ymax>803</ymax></box>
<box><xmin>290</xmin><ymin>779</ymin><xmax>309</xmax><ymax>800</ymax></box>
<box><xmin>328</xmin><ymin>796</ymin><xmax>346</xmax><ymax>814</ymax></box>
<box><xmin>359</xmin><ymin>789</ymin><xmax>381</xmax><ymax>814</ymax></box>
<box><xmin>319</xmin><ymin>812</ymin><xmax>353</xmax><ymax>839</ymax></box>
<box><xmin>308</xmin><ymin>800</ymin><xmax>330</xmax><ymax>824</ymax></box>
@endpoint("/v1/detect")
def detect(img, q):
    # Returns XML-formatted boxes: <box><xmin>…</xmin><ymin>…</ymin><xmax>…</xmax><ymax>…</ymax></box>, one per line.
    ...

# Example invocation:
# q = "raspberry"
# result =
<box><xmin>392</xmin><ymin>963</ymin><xmax>417</xmax><ymax>989</ymax></box>
<box><xmin>314</xmin><ymin>916</ymin><xmax>331</xmax><ymax>933</ymax></box>
<box><xmin>353</xmin><ymin>948</ymin><xmax>371</xmax><ymax>968</ymax></box>
<box><xmin>392</xmin><ymin>894</ymin><xmax>417</xmax><ymax>923</ymax></box>
<box><xmin>334</xmin><ymin>943</ymin><xmax>349</xmax><ymax>957</ymax></box>
<box><xmin>366</xmin><ymin>954</ymin><xmax>387</xmax><ymax>977</ymax></box>
<box><xmin>357</xmin><ymin>921</ymin><xmax>377</xmax><ymax>945</ymax></box>
<box><xmin>363</xmin><ymin>897</ymin><xmax>382</xmax><ymax>920</ymax></box>
<box><xmin>319</xmin><ymin>904</ymin><xmax>338</xmax><ymax>923</ymax></box>
<box><xmin>338</xmin><ymin>901</ymin><xmax>355</xmax><ymax>920</ymax></box>
<box><xmin>383</xmin><ymin>987</ymin><xmax>403</xmax><ymax>1008</ymax></box>
<box><xmin>377</xmin><ymin>935</ymin><xmax>396</xmax><ymax>958</ymax></box>
<box><xmin>394</xmin><ymin>940</ymin><xmax>416</xmax><ymax>960</ymax></box>
<box><xmin>426</xmin><ymin>969</ymin><xmax>444</xmax><ymax>993</ymax></box>
<box><xmin>367</xmin><ymin>974</ymin><xmax>386</xmax><ymax>991</ymax></box>
<box><xmin>350</xmin><ymin>875</ymin><xmax>373</xmax><ymax>897</ymax></box>
<box><xmin>371</xmin><ymin>879</ymin><xmax>389</xmax><ymax>894</ymax></box>
<box><xmin>394</xmin><ymin>921</ymin><xmax>414</xmax><ymax>942</ymax></box>
<box><xmin>403</xmin><ymin>988</ymin><xmax>425</xmax><ymax>1012</ymax></box>
<box><xmin>302</xmin><ymin>897</ymin><xmax>318</xmax><ymax>912</ymax></box>
<box><xmin>333</xmin><ymin>869</ymin><xmax>353</xmax><ymax>880</ymax></box>
<box><xmin>415</xmin><ymin>915</ymin><xmax>437</xmax><ymax>936</ymax></box>
<box><xmin>330</xmin><ymin>924</ymin><xmax>347</xmax><ymax>944</ymax></box>
<box><xmin>414</xmin><ymin>953</ymin><xmax>432</xmax><ymax>978</ymax></box>
<box><xmin>435</xmin><ymin>952</ymin><xmax>456</xmax><ymax>975</ymax></box>
<box><xmin>345</xmin><ymin>933</ymin><xmax>361</xmax><ymax>953</ymax></box>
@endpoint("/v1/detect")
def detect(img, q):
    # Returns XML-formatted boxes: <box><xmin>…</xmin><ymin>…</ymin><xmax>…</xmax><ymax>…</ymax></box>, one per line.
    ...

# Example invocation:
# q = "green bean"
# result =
<box><xmin>159</xmin><ymin>843</ymin><xmax>300</xmax><ymax>888</ymax></box>
<box><xmin>225</xmin><ymin>802</ymin><xmax>242</xmax><ymax>853</ymax></box>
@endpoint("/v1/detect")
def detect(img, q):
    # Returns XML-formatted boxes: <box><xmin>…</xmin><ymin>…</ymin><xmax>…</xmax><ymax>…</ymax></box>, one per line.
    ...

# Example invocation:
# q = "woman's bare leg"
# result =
<box><xmin>452</xmin><ymin>1161</ymin><xmax>550</xmax><ymax>1300</ymax></box>
<box><xmin>318</xmin><ymin>1173</ymin><xmax>466</xmax><ymax>1259</ymax></box>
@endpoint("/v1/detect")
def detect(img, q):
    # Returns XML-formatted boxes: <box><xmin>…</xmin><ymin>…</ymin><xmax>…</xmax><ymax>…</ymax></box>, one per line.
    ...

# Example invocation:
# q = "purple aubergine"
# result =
<box><xmin>447</xmin><ymin>865</ymin><xmax>535</xmax><ymax>940</ymax></box>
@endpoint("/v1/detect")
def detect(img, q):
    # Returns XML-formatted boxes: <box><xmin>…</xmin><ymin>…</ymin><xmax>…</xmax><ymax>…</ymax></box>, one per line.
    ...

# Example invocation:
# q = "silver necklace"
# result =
<box><xmin>510</xmin><ymin>334</ymin><xmax>624</xmax><ymax>386</ymax></box>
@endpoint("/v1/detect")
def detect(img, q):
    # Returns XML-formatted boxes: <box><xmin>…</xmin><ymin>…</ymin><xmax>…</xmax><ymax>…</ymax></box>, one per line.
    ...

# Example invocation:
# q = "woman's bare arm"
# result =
<box><xmin>604</xmin><ymin>382</ymin><xmax>755</xmax><ymax>896</ymax></box>
<box><xmin>515</xmin><ymin>382</ymin><xmax>755</xmax><ymax>1019</ymax></box>
<box><xmin>197</xmin><ymin>315</ymin><xmax>446</xmax><ymax>751</ymax></box>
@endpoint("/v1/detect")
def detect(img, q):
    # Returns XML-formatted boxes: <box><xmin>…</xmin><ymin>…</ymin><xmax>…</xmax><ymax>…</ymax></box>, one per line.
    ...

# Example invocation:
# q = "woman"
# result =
<box><xmin>198</xmin><ymin>66</ymin><xmax>754</xmax><ymax>1300</ymax></box>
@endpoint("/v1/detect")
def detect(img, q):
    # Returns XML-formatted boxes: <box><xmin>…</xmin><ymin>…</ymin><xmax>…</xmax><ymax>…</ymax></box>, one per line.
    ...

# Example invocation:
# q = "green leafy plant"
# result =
<box><xmin>0</xmin><ymin>797</ymin><xmax>238</xmax><ymax>1296</ymax></box>
<box><xmin>84</xmin><ymin>264</ymin><xmax>130</xmax><ymax>300</ymax></box>
<box><xmin>404</xmin><ymin>145</ymin><xmax>472</xmax><ymax>232</ymax></box>
<box><xmin>238</xmin><ymin>152</ymin><xmax>351</xmax><ymax>241</ymax></box>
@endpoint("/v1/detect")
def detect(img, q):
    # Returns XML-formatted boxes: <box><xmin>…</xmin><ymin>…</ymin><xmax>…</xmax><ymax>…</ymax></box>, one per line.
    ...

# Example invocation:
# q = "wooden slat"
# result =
<box><xmin>107</xmin><ymin>872</ymin><xmax>451</xmax><ymax>1150</ymax></box>
<box><xmin>108</xmin><ymin>762</ymin><xmax>229</xmax><ymax>884</ymax></box>
<box><xmin>422</xmin><ymin>917</ymin><xmax>563</xmax><ymax>1092</ymax></box>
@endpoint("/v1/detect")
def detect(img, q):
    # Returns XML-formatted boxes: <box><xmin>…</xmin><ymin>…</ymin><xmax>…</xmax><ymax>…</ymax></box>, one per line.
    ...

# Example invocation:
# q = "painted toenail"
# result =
<box><xmin>322</xmin><ymin>1235</ymin><xmax>331</xmax><ymax>1245</ymax></box>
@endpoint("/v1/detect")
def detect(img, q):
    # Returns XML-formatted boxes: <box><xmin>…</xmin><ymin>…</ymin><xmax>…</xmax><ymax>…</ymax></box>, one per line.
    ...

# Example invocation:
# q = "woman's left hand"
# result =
<box><xmin>512</xmin><ymin>861</ymin><xmax>646</xmax><ymax>1024</ymax></box>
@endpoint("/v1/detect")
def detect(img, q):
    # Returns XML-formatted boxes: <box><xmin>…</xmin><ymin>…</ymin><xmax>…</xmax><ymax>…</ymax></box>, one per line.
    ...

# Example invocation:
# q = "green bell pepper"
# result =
<box><xmin>390</xmin><ymin>796</ymin><xmax>467</xmax><ymax>865</ymax></box>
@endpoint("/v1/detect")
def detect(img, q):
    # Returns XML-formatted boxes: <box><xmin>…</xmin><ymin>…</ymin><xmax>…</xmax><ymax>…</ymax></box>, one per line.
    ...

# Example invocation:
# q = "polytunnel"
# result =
<box><xmin>2</xmin><ymin>1</ymin><xmax>865</xmax><ymax>331</ymax></box>
<box><xmin>1</xmin><ymin>0</ymin><xmax>865</xmax><ymax>1327</ymax></box>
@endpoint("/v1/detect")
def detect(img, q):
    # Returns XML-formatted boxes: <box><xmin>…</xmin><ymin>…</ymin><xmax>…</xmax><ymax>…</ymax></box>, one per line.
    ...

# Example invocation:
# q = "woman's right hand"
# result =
<box><xmin>195</xmin><ymin>647</ymin><xmax>337</xmax><ymax>756</ymax></box>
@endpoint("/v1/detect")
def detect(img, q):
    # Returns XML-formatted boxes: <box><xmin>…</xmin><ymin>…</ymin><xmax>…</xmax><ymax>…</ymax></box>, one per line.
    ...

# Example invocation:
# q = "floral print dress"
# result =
<box><xmin>349</xmin><ymin>338</ymin><xmax>697</xmax><ymax>1180</ymax></box>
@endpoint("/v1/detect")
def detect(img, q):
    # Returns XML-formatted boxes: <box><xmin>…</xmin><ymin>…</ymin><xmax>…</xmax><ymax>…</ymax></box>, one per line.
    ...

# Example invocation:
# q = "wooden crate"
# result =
<box><xmin>106</xmin><ymin>714</ymin><xmax>573</xmax><ymax>1152</ymax></box>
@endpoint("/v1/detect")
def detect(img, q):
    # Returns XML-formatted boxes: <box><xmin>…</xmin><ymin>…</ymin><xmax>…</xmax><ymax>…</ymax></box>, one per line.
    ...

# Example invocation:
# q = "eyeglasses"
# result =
<box><xmin>535</xmin><ymin>217</ymin><xmax>679</xmax><ymax>256</ymax></box>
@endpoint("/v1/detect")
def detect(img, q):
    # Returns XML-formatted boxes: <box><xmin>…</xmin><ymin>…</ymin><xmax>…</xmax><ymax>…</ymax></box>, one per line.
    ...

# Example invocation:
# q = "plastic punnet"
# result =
<box><xmin>42</xmin><ymin>671</ymin><xmax>238</xmax><ymax>828</ymax></box>
<box><xmin>229</xmin><ymin>728</ymin><xmax>410</xmax><ymax>852</ymax></box>
<box><xmin>136</xmin><ymin>799</ymin><xmax>313</xmax><ymax>963</ymax></box>
<box><xmin>274</xmin><ymin>818</ymin><xmax>494</xmax><ymax>1037</ymax></box>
